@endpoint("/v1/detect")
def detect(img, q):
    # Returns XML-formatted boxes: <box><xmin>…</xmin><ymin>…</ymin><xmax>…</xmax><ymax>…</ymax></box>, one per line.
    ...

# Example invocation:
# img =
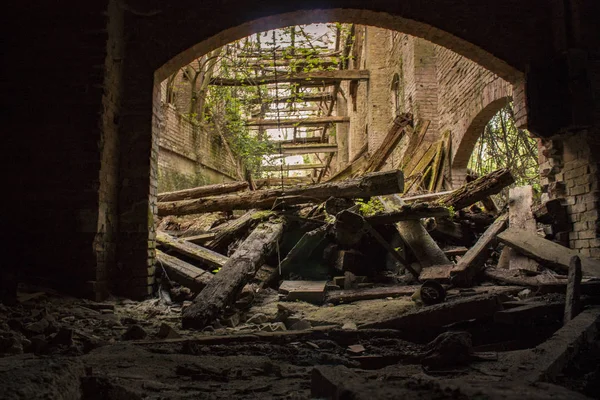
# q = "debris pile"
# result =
<box><xmin>154</xmin><ymin>165</ymin><xmax>600</xmax><ymax>337</ymax></box>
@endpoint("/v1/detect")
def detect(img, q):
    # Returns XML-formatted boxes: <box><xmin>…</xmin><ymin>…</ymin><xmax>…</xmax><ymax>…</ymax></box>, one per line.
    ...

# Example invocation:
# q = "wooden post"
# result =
<box><xmin>564</xmin><ymin>256</ymin><xmax>582</xmax><ymax>324</ymax></box>
<box><xmin>507</xmin><ymin>186</ymin><xmax>539</xmax><ymax>272</ymax></box>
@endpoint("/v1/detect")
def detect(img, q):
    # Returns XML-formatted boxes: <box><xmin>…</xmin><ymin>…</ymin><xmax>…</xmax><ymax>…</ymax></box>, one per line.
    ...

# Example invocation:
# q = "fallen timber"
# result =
<box><xmin>157</xmin><ymin>181</ymin><xmax>248</xmax><ymax>202</ymax></box>
<box><xmin>497</xmin><ymin>228</ymin><xmax>600</xmax><ymax>277</ymax></box>
<box><xmin>156</xmin><ymin>231</ymin><xmax>228</xmax><ymax>269</ymax></box>
<box><xmin>156</xmin><ymin>250</ymin><xmax>213</xmax><ymax>293</ymax></box>
<box><xmin>158</xmin><ymin>170</ymin><xmax>404</xmax><ymax>216</ymax></box>
<box><xmin>182</xmin><ymin>221</ymin><xmax>284</xmax><ymax>329</ymax></box>
<box><xmin>438</xmin><ymin>168</ymin><xmax>515</xmax><ymax>210</ymax></box>
<box><xmin>206</xmin><ymin>209</ymin><xmax>274</xmax><ymax>253</ymax></box>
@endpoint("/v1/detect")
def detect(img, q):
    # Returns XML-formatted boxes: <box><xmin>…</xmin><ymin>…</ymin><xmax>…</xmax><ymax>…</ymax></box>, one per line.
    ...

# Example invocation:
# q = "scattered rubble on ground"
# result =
<box><xmin>2</xmin><ymin>169</ymin><xmax>600</xmax><ymax>399</ymax></box>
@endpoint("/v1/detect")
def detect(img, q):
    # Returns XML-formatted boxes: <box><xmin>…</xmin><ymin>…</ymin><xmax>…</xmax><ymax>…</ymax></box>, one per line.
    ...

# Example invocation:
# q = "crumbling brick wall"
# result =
<box><xmin>157</xmin><ymin>104</ymin><xmax>239</xmax><ymax>192</ymax></box>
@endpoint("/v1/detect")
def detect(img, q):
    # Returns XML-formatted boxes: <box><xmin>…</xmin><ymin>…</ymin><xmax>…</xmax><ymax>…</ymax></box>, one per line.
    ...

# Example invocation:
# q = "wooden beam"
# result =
<box><xmin>157</xmin><ymin>181</ymin><xmax>248</xmax><ymax>202</ymax></box>
<box><xmin>247</xmin><ymin>116</ymin><xmax>349</xmax><ymax>128</ymax></box>
<box><xmin>261</xmin><ymin>163</ymin><xmax>325</xmax><ymax>172</ymax></box>
<box><xmin>363</xmin><ymin>114</ymin><xmax>413</xmax><ymax>173</ymax></box>
<box><xmin>255</xmin><ymin>177</ymin><xmax>313</xmax><ymax>187</ymax></box>
<box><xmin>156</xmin><ymin>250</ymin><xmax>214</xmax><ymax>293</ymax></box>
<box><xmin>249</xmin><ymin>92</ymin><xmax>333</xmax><ymax>104</ymax></box>
<box><xmin>439</xmin><ymin>168</ymin><xmax>515</xmax><ymax>211</ymax></box>
<box><xmin>507</xmin><ymin>186</ymin><xmax>538</xmax><ymax>271</ymax></box>
<box><xmin>156</xmin><ymin>231</ymin><xmax>228</xmax><ymax>269</ymax></box>
<box><xmin>210</xmin><ymin>70</ymin><xmax>369</xmax><ymax>87</ymax></box>
<box><xmin>497</xmin><ymin>228</ymin><xmax>600</xmax><ymax>277</ymax></box>
<box><xmin>268</xmin><ymin>137</ymin><xmax>326</xmax><ymax>145</ymax></box>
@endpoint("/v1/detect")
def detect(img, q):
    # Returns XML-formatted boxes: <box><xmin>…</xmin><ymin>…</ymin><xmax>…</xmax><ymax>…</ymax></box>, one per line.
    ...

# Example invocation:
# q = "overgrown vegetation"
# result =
<box><xmin>468</xmin><ymin>102</ymin><xmax>540</xmax><ymax>205</ymax></box>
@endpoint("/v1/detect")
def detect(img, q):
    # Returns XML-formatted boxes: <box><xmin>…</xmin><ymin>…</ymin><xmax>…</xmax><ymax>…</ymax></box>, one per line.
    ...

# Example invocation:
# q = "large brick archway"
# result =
<box><xmin>115</xmin><ymin>5</ymin><xmax>533</xmax><ymax>297</ymax></box>
<box><xmin>450</xmin><ymin>79</ymin><xmax>513</xmax><ymax>187</ymax></box>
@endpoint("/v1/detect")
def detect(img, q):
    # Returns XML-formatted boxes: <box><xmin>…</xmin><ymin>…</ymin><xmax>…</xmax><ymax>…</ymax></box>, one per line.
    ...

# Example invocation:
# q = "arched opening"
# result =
<box><xmin>113</xmin><ymin>6</ymin><xmax>529</xmax><ymax>298</ymax></box>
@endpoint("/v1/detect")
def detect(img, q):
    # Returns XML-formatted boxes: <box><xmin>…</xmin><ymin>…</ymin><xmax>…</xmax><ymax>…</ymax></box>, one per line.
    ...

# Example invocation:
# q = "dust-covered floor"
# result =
<box><xmin>1</xmin><ymin>285</ymin><xmax>599</xmax><ymax>399</ymax></box>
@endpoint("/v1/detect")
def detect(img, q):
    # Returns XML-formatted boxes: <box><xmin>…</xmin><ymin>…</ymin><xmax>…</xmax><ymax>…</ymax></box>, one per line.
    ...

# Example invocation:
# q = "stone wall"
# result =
<box><xmin>157</xmin><ymin>104</ymin><xmax>239</xmax><ymax>193</ymax></box>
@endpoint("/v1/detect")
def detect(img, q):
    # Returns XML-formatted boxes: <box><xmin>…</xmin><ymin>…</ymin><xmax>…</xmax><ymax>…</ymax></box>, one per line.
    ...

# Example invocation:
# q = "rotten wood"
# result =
<box><xmin>325</xmin><ymin>285</ymin><xmax>419</xmax><ymax>304</ymax></box>
<box><xmin>507</xmin><ymin>186</ymin><xmax>539</xmax><ymax>272</ymax></box>
<box><xmin>156</xmin><ymin>231</ymin><xmax>228</xmax><ymax>269</ymax></box>
<box><xmin>379</xmin><ymin>195</ymin><xmax>450</xmax><ymax>270</ymax></box>
<box><xmin>182</xmin><ymin>221</ymin><xmax>284</xmax><ymax>329</ymax></box>
<box><xmin>494</xmin><ymin>301</ymin><xmax>564</xmax><ymax>324</ymax></box>
<box><xmin>364</xmin><ymin>205</ymin><xmax>450</xmax><ymax>226</ymax></box>
<box><xmin>362</xmin><ymin>114</ymin><xmax>413</xmax><ymax>173</ymax></box>
<box><xmin>156</xmin><ymin>250</ymin><xmax>213</xmax><ymax>293</ymax></box>
<box><xmin>207</xmin><ymin>210</ymin><xmax>274</xmax><ymax>252</ymax></box>
<box><xmin>497</xmin><ymin>228</ymin><xmax>600</xmax><ymax>277</ymax></box>
<box><xmin>158</xmin><ymin>170</ymin><xmax>404</xmax><ymax>216</ymax></box>
<box><xmin>279</xmin><ymin>225</ymin><xmax>328</xmax><ymax>276</ymax></box>
<box><xmin>484</xmin><ymin>267</ymin><xmax>600</xmax><ymax>295</ymax></box>
<box><xmin>157</xmin><ymin>181</ymin><xmax>248</xmax><ymax>202</ymax></box>
<box><xmin>210</xmin><ymin>69</ymin><xmax>369</xmax><ymax>86</ymax></box>
<box><xmin>564</xmin><ymin>256</ymin><xmax>582</xmax><ymax>324</ymax></box>
<box><xmin>254</xmin><ymin>177</ymin><xmax>313</xmax><ymax>188</ymax></box>
<box><xmin>451</xmin><ymin>214</ymin><xmax>508</xmax><ymax>284</ymax></box>
<box><xmin>183</xmin><ymin>232</ymin><xmax>217</xmax><ymax>245</ymax></box>
<box><xmin>439</xmin><ymin>168</ymin><xmax>515</xmax><ymax>211</ymax></box>
<box><xmin>326</xmin><ymin>143</ymin><xmax>369</xmax><ymax>182</ymax></box>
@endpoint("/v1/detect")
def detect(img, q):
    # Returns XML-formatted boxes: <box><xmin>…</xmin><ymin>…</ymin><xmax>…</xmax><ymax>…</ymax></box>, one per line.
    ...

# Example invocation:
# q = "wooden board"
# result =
<box><xmin>508</xmin><ymin>186</ymin><xmax>539</xmax><ymax>272</ymax></box>
<box><xmin>279</xmin><ymin>281</ymin><xmax>328</xmax><ymax>304</ymax></box>
<box><xmin>497</xmin><ymin>228</ymin><xmax>600</xmax><ymax>277</ymax></box>
<box><xmin>156</xmin><ymin>231</ymin><xmax>228</xmax><ymax>269</ymax></box>
<box><xmin>156</xmin><ymin>250</ymin><xmax>213</xmax><ymax>293</ymax></box>
<box><xmin>325</xmin><ymin>285</ymin><xmax>419</xmax><ymax>304</ymax></box>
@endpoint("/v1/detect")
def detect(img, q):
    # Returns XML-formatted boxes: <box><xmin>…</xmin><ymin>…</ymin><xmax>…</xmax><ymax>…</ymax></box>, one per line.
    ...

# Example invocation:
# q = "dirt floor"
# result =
<box><xmin>1</xmin><ymin>284</ymin><xmax>599</xmax><ymax>399</ymax></box>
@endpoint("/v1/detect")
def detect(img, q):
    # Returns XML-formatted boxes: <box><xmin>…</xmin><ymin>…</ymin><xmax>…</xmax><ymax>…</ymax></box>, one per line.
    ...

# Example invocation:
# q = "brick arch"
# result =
<box><xmin>154</xmin><ymin>8</ymin><xmax>523</xmax><ymax>83</ymax></box>
<box><xmin>450</xmin><ymin>78</ymin><xmax>513</xmax><ymax>187</ymax></box>
<box><xmin>117</xmin><ymin>2</ymin><xmax>542</xmax><ymax>296</ymax></box>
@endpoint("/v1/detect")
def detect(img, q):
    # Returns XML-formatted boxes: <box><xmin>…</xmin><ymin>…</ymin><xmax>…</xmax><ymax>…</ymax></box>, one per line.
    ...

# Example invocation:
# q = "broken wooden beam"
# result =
<box><xmin>246</xmin><ymin>116</ymin><xmax>349</xmax><ymax>128</ymax></box>
<box><xmin>364</xmin><ymin>205</ymin><xmax>450</xmax><ymax>225</ymax></box>
<box><xmin>156</xmin><ymin>250</ymin><xmax>213</xmax><ymax>293</ymax></box>
<box><xmin>158</xmin><ymin>170</ymin><xmax>404</xmax><ymax>215</ymax></box>
<box><xmin>450</xmin><ymin>214</ymin><xmax>508</xmax><ymax>285</ymax></box>
<box><xmin>157</xmin><ymin>181</ymin><xmax>248</xmax><ymax>202</ymax></box>
<box><xmin>279</xmin><ymin>280</ymin><xmax>328</xmax><ymax>304</ymax></box>
<box><xmin>362</xmin><ymin>114</ymin><xmax>413</xmax><ymax>173</ymax></box>
<box><xmin>210</xmin><ymin>70</ymin><xmax>369</xmax><ymax>86</ymax></box>
<box><xmin>379</xmin><ymin>195</ymin><xmax>450</xmax><ymax>270</ymax></box>
<box><xmin>182</xmin><ymin>221</ymin><xmax>284</xmax><ymax>329</ymax></box>
<box><xmin>564</xmin><ymin>256</ymin><xmax>583</xmax><ymax>324</ymax></box>
<box><xmin>497</xmin><ymin>228</ymin><xmax>600</xmax><ymax>277</ymax></box>
<box><xmin>279</xmin><ymin>225</ymin><xmax>328</xmax><ymax>276</ymax></box>
<box><xmin>484</xmin><ymin>267</ymin><xmax>600</xmax><ymax>295</ymax></box>
<box><xmin>438</xmin><ymin>168</ymin><xmax>515</xmax><ymax>210</ymax></box>
<box><xmin>507</xmin><ymin>185</ymin><xmax>539</xmax><ymax>272</ymax></box>
<box><xmin>254</xmin><ymin>177</ymin><xmax>313</xmax><ymax>188</ymax></box>
<box><xmin>156</xmin><ymin>231</ymin><xmax>228</xmax><ymax>269</ymax></box>
<box><xmin>207</xmin><ymin>210</ymin><xmax>274</xmax><ymax>252</ymax></box>
<box><xmin>325</xmin><ymin>286</ymin><xmax>419</xmax><ymax>304</ymax></box>
<box><xmin>494</xmin><ymin>301</ymin><xmax>564</xmax><ymax>324</ymax></box>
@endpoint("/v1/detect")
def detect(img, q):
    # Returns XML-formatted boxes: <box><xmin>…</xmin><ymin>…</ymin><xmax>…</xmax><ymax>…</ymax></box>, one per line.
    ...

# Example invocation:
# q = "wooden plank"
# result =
<box><xmin>508</xmin><ymin>186</ymin><xmax>539</xmax><ymax>272</ymax></box>
<box><xmin>210</xmin><ymin>70</ymin><xmax>369</xmax><ymax>86</ymax></box>
<box><xmin>159</xmin><ymin>170</ymin><xmax>404</xmax><ymax>215</ymax></box>
<box><xmin>247</xmin><ymin>116</ymin><xmax>348</xmax><ymax>128</ymax></box>
<box><xmin>325</xmin><ymin>285</ymin><xmax>419</xmax><ymax>304</ymax></box>
<box><xmin>156</xmin><ymin>250</ymin><xmax>213</xmax><ymax>292</ymax></box>
<box><xmin>364</xmin><ymin>205</ymin><xmax>450</xmax><ymax>225</ymax></box>
<box><xmin>279</xmin><ymin>280</ymin><xmax>327</xmax><ymax>304</ymax></box>
<box><xmin>439</xmin><ymin>168</ymin><xmax>515</xmax><ymax>211</ymax></box>
<box><xmin>255</xmin><ymin>177</ymin><xmax>313</xmax><ymax>187</ymax></box>
<box><xmin>182</xmin><ymin>222</ymin><xmax>284</xmax><ymax>329</ymax></box>
<box><xmin>362</xmin><ymin>114</ymin><xmax>413</xmax><ymax>173</ymax></box>
<box><xmin>183</xmin><ymin>232</ymin><xmax>217</xmax><ymax>245</ymax></box>
<box><xmin>379</xmin><ymin>195</ymin><xmax>450</xmax><ymax>270</ymax></box>
<box><xmin>157</xmin><ymin>181</ymin><xmax>248</xmax><ymax>202</ymax></box>
<box><xmin>261</xmin><ymin>163</ymin><xmax>325</xmax><ymax>172</ymax></box>
<box><xmin>156</xmin><ymin>231</ymin><xmax>228</xmax><ymax>269</ymax></box>
<box><xmin>207</xmin><ymin>210</ymin><xmax>274</xmax><ymax>252</ymax></box>
<box><xmin>497</xmin><ymin>228</ymin><xmax>600</xmax><ymax>277</ymax></box>
<box><xmin>452</xmin><ymin>214</ymin><xmax>508</xmax><ymax>284</ymax></box>
<box><xmin>484</xmin><ymin>267</ymin><xmax>600</xmax><ymax>295</ymax></box>
<box><xmin>400</xmin><ymin>119</ymin><xmax>430</xmax><ymax>171</ymax></box>
<box><xmin>564</xmin><ymin>256</ymin><xmax>582</xmax><ymax>324</ymax></box>
<box><xmin>249</xmin><ymin>92</ymin><xmax>333</xmax><ymax>104</ymax></box>
<box><xmin>326</xmin><ymin>143</ymin><xmax>369</xmax><ymax>182</ymax></box>
<box><xmin>272</xmin><ymin>143</ymin><xmax>338</xmax><ymax>155</ymax></box>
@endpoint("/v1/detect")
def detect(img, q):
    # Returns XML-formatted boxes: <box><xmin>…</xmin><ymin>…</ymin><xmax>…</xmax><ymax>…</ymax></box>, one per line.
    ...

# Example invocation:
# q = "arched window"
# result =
<box><xmin>391</xmin><ymin>73</ymin><xmax>401</xmax><ymax>115</ymax></box>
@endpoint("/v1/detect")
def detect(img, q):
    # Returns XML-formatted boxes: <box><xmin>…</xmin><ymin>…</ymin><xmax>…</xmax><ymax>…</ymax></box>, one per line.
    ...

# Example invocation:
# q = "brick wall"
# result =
<box><xmin>157</xmin><ymin>104</ymin><xmax>239</xmax><ymax>192</ymax></box>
